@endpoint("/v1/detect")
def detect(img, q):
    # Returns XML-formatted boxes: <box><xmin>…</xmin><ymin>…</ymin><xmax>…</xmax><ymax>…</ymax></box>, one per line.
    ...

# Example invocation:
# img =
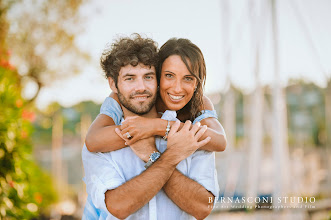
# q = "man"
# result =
<box><xmin>82</xmin><ymin>34</ymin><xmax>219</xmax><ymax>220</ymax></box>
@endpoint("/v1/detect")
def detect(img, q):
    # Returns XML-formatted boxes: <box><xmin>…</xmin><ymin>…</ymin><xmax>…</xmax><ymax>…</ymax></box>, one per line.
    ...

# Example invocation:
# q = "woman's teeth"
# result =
<box><xmin>169</xmin><ymin>94</ymin><xmax>184</xmax><ymax>100</ymax></box>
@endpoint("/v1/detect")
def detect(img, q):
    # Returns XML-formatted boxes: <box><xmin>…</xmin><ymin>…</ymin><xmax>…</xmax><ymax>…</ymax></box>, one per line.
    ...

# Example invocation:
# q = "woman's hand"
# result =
<box><xmin>117</xmin><ymin>116</ymin><xmax>156</xmax><ymax>145</ymax></box>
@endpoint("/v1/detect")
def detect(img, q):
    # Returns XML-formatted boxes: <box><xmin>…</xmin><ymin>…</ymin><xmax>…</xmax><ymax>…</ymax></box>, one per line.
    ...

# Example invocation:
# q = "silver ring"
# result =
<box><xmin>126</xmin><ymin>132</ymin><xmax>132</xmax><ymax>139</ymax></box>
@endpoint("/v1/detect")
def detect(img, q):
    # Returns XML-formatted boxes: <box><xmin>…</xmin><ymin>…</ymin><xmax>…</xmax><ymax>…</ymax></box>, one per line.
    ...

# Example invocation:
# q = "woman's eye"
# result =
<box><xmin>184</xmin><ymin>77</ymin><xmax>194</xmax><ymax>81</ymax></box>
<box><xmin>165</xmin><ymin>74</ymin><xmax>173</xmax><ymax>78</ymax></box>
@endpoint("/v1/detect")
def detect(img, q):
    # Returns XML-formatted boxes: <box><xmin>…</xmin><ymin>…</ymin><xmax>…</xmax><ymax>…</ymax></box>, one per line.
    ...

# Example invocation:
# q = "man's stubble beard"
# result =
<box><xmin>117</xmin><ymin>89</ymin><xmax>157</xmax><ymax>115</ymax></box>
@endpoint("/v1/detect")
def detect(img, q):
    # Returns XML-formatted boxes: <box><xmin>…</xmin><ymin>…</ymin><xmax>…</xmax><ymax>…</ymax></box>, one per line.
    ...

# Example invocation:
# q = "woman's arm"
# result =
<box><xmin>85</xmin><ymin>114</ymin><xmax>126</xmax><ymax>152</ymax></box>
<box><xmin>198</xmin><ymin>96</ymin><xmax>227</xmax><ymax>152</ymax></box>
<box><xmin>115</xmin><ymin>96</ymin><xmax>226</xmax><ymax>152</ymax></box>
<box><xmin>85</xmin><ymin>93</ymin><xmax>126</xmax><ymax>152</ymax></box>
<box><xmin>85</xmin><ymin>93</ymin><xmax>160</xmax><ymax>152</ymax></box>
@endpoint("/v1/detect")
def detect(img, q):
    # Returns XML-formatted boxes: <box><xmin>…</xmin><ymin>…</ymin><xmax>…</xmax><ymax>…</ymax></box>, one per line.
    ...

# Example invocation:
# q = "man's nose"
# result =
<box><xmin>135</xmin><ymin>78</ymin><xmax>147</xmax><ymax>92</ymax></box>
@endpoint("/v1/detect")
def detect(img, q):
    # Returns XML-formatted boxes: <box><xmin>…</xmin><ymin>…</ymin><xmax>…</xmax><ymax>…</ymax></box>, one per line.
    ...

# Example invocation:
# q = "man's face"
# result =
<box><xmin>116</xmin><ymin>64</ymin><xmax>157</xmax><ymax>115</ymax></box>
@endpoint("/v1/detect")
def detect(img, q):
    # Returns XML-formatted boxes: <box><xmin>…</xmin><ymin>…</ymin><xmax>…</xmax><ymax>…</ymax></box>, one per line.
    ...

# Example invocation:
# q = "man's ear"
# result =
<box><xmin>108</xmin><ymin>77</ymin><xmax>118</xmax><ymax>93</ymax></box>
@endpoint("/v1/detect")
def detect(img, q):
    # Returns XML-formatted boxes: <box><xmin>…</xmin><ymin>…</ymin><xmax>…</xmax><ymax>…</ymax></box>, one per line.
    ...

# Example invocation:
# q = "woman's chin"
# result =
<box><xmin>165</xmin><ymin>103</ymin><xmax>185</xmax><ymax>111</ymax></box>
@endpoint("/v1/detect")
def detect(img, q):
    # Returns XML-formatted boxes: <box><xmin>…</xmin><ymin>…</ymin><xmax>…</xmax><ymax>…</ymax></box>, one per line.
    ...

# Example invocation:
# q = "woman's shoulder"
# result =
<box><xmin>100</xmin><ymin>93</ymin><xmax>123</xmax><ymax>125</ymax></box>
<box><xmin>202</xmin><ymin>95</ymin><xmax>214</xmax><ymax>111</ymax></box>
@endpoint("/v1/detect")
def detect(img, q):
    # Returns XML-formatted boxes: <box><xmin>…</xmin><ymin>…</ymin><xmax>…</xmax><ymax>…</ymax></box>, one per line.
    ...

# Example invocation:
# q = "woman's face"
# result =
<box><xmin>160</xmin><ymin>55</ymin><xmax>197</xmax><ymax>111</ymax></box>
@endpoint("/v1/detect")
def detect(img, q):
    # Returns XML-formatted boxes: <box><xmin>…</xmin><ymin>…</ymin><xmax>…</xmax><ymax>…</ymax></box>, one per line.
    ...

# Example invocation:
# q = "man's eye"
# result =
<box><xmin>125</xmin><ymin>77</ymin><xmax>133</xmax><ymax>81</ymax></box>
<box><xmin>145</xmin><ymin>76</ymin><xmax>153</xmax><ymax>80</ymax></box>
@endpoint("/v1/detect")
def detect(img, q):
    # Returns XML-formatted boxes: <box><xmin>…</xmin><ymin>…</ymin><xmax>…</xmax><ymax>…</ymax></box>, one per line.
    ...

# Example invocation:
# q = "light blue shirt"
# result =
<box><xmin>82</xmin><ymin>97</ymin><xmax>220</xmax><ymax>220</ymax></box>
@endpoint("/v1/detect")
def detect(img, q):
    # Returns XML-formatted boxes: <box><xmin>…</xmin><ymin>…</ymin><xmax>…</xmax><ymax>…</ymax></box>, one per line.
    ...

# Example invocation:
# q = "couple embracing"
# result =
<box><xmin>82</xmin><ymin>34</ymin><xmax>227</xmax><ymax>220</ymax></box>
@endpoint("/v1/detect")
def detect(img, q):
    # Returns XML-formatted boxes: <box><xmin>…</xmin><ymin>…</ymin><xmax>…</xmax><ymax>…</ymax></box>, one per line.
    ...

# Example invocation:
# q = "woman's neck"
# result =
<box><xmin>155</xmin><ymin>97</ymin><xmax>190</xmax><ymax>121</ymax></box>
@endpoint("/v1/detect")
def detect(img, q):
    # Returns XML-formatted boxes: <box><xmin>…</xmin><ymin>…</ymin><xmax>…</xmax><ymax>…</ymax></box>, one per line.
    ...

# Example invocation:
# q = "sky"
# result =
<box><xmin>34</xmin><ymin>0</ymin><xmax>331</xmax><ymax>109</ymax></box>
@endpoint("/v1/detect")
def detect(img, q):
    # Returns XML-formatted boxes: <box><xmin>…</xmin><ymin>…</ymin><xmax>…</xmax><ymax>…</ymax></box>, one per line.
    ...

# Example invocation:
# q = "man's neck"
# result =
<box><xmin>122</xmin><ymin>106</ymin><xmax>158</xmax><ymax>119</ymax></box>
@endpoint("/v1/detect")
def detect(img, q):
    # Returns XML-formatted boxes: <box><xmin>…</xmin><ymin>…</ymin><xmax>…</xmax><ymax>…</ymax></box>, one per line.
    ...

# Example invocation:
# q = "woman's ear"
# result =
<box><xmin>108</xmin><ymin>77</ymin><xmax>118</xmax><ymax>93</ymax></box>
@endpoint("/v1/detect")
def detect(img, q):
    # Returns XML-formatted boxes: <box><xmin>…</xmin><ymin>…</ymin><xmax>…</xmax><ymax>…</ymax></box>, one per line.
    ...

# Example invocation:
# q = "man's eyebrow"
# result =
<box><xmin>122</xmin><ymin>73</ymin><xmax>135</xmax><ymax>78</ymax></box>
<box><xmin>145</xmin><ymin>72</ymin><xmax>156</xmax><ymax>75</ymax></box>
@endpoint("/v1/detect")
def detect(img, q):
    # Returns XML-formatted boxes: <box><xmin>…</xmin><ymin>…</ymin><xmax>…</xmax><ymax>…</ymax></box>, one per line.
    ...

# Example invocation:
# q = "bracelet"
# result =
<box><xmin>163</xmin><ymin>120</ymin><xmax>171</xmax><ymax>140</ymax></box>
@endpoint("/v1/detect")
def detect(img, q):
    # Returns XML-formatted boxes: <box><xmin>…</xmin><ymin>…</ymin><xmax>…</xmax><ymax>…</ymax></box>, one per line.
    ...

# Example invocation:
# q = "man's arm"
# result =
<box><xmin>104</xmin><ymin>120</ymin><xmax>211</xmax><ymax>219</ymax></box>
<box><xmin>163</xmin><ymin>150</ymin><xmax>219</xmax><ymax>220</ymax></box>
<box><xmin>125</xmin><ymin>121</ymin><xmax>216</xmax><ymax>219</ymax></box>
<box><xmin>105</xmin><ymin>150</ymin><xmax>177</xmax><ymax>219</ymax></box>
<box><xmin>163</xmin><ymin>170</ymin><xmax>215</xmax><ymax>220</ymax></box>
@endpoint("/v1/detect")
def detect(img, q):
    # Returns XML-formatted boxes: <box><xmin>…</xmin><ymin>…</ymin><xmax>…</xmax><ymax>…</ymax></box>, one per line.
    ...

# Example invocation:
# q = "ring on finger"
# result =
<box><xmin>126</xmin><ymin>132</ymin><xmax>132</xmax><ymax>140</ymax></box>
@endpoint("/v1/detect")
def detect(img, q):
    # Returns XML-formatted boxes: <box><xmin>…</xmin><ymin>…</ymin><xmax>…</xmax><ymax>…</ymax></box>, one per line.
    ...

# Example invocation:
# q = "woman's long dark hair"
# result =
<box><xmin>157</xmin><ymin>38</ymin><xmax>206</xmax><ymax>121</ymax></box>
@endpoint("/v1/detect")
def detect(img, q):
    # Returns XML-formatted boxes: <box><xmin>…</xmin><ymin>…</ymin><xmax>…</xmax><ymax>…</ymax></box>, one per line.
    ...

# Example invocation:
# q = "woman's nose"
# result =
<box><xmin>173</xmin><ymin>80</ymin><xmax>182</xmax><ymax>93</ymax></box>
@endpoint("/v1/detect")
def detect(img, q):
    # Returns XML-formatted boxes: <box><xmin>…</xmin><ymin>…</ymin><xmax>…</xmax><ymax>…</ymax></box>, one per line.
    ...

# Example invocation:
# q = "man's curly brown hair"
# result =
<box><xmin>100</xmin><ymin>34</ymin><xmax>159</xmax><ymax>86</ymax></box>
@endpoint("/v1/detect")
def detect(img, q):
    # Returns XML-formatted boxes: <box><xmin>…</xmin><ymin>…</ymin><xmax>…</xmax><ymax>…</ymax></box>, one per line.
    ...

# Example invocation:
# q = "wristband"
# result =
<box><xmin>144</xmin><ymin>151</ymin><xmax>161</xmax><ymax>169</ymax></box>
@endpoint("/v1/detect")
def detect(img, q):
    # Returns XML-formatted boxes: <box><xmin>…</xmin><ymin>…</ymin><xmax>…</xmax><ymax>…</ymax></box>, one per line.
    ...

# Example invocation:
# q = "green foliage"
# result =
<box><xmin>0</xmin><ymin>59</ymin><xmax>57</xmax><ymax>219</ymax></box>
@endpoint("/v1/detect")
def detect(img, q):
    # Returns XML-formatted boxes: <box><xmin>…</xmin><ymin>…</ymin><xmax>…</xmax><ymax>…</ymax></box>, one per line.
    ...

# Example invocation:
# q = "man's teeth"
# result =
<box><xmin>133</xmin><ymin>96</ymin><xmax>147</xmax><ymax>100</ymax></box>
<box><xmin>169</xmin><ymin>94</ymin><xmax>184</xmax><ymax>100</ymax></box>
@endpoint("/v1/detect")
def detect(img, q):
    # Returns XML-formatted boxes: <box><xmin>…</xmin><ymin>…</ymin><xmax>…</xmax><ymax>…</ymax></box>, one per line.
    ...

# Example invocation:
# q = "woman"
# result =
<box><xmin>85</xmin><ymin>38</ymin><xmax>226</xmax><ymax>153</ymax></box>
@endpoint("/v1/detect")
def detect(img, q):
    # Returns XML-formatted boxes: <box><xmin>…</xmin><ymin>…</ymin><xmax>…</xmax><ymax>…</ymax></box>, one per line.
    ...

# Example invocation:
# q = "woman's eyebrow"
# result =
<box><xmin>164</xmin><ymin>70</ymin><xmax>176</xmax><ymax>74</ymax></box>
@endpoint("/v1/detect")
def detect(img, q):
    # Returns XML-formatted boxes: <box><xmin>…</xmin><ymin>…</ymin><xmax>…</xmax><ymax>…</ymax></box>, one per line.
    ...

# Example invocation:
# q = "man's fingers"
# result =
<box><xmin>197</xmin><ymin>136</ymin><xmax>211</xmax><ymax>148</ymax></box>
<box><xmin>168</xmin><ymin>120</ymin><xmax>180</xmax><ymax>136</ymax></box>
<box><xmin>190</xmin><ymin>122</ymin><xmax>201</xmax><ymax>134</ymax></box>
<box><xmin>182</xmin><ymin>120</ymin><xmax>192</xmax><ymax>131</ymax></box>
<box><xmin>195</xmin><ymin>125</ymin><xmax>208</xmax><ymax>140</ymax></box>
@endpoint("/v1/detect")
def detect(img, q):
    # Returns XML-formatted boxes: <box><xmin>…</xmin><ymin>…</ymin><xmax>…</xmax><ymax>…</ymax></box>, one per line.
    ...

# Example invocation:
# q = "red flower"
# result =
<box><xmin>34</xmin><ymin>192</ymin><xmax>43</xmax><ymax>204</ymax></box>
<box><xmin>22</xmin><ymin>110</ymin><xmax>36</xmax><ymax>122</ymax></box>
<box><xmin>16</xmin><ymin>99</ymin><xmax>23</xmax><ymax>108</ymax></box>
<box><xmin>9</xmin><ymin>181</ymin><xmax>14</xmax><ymax>188</ymax></box>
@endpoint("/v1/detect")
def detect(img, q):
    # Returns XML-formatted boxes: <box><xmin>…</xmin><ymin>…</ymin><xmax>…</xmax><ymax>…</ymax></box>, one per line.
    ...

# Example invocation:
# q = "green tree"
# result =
<box><xmin>1</xmin><ymin>2</ymin><xmax>57</xmax><ymax>219</ymax></box>
<box><xmin>6</xmin><ymin>0</ymin><xmax>90</xmax><ymax>102</ymax></box>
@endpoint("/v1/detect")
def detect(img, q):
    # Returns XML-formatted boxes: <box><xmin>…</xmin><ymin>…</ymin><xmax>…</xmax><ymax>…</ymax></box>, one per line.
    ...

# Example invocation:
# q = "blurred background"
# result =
<box><xmin>1</xmin><ymin>0</ymin><xmax>331</xmax><ymax>219</ymax></box>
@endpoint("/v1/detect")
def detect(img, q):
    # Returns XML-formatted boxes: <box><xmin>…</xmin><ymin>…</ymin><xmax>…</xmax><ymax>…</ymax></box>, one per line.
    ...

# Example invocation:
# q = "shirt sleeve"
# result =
<box><xmin>188</xmin><ymin>151</ymin><xmax>219</xmax><ymax>200</ymax></box>
<box><xmin>99</xmin><ymin>97</ymin><xmax>123</xmax><ymax>125</ymax></box>
<box><xmin>193</xmin><ymin>110</ymin><xmax>218</xmax><ymax>124</ymax></box>
<box><xmin>82</xmin><ymin>144</ymin><xmax>125</xmax><ymax>213</ymax></box>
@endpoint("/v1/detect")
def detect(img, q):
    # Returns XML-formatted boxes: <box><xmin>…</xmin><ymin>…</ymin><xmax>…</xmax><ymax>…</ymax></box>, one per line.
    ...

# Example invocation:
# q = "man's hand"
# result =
<box><xmin>166</xmin><ymin>120</ymin><xmax>211</xmax><ymax>164</ymax></box>
<box><xmin>115</xmin><ymin>128</ymin><xmax>156</xmax><ymax>162</ymax></box>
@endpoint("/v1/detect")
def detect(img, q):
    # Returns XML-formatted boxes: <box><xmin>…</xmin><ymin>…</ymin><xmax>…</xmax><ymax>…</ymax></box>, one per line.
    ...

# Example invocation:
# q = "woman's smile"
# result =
<box><xmin>160</xmin><ymin>55</ymin><xmax>197</xmax><ymax>111</ymax></box>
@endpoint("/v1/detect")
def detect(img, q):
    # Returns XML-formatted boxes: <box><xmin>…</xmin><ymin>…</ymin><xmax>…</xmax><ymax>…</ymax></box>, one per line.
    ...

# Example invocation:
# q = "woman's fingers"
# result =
<box><xmin>120</xmin><ymin>127</ymin><xmax>135</xmax><ymax>138</ymax></box>
<box><xmin>121</xmin><ymin>116</ymin><xmax>139</xmax><ymax>129</ymax></box>
<box><xmin>126</xmin><ymin>136</ymin><xmax>139</xmax><ymax>146</ymax></box>
<box><xmin>115</xmin><ymin>128</ymin><xmax>126</xmax><ymax>141</ymax></box>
